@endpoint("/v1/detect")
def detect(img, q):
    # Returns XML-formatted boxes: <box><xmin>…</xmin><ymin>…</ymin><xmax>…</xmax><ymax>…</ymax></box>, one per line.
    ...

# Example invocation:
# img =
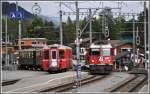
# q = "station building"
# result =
<box><xmin>14</xmin><ymin>38</ymin><xmax>48</xmax><ymax>50</ymax></box>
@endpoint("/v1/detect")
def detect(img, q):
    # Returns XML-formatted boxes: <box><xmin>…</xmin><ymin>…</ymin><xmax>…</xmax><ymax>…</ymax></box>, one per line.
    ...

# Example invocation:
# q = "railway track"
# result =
<box><xmin>2</xmin><ymin>79</ymin><xmax>20</xmax><ymax>86</ymax></box>
<box><xmin>40</xmin><ymin>75</ymin><xmax>107</xmax><ymax>92</ymax></box>
<box><xmin>109</xmin><ymin>74</ymin><xmax>147</xmax><ymax>92</ymax></box>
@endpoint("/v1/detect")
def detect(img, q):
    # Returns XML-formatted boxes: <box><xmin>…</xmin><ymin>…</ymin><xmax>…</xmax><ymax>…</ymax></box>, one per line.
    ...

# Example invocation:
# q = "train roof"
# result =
<box><xmin>90</xmin><ymin>43</ymin><xmax>112</xmax><ymax>48</ymax></box>
<box><xmin>48</xmin><ymin>44</ymin><xmax>72</xmax><ymax>49</ymax></box>
<box><xmin>19</xmin><ymin>48</ymin><xmax>42</xmax><ymax>52</ymax></box>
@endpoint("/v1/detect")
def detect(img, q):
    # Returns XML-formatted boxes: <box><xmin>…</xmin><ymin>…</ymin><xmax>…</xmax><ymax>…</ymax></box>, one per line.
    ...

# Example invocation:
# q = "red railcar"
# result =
<box><xmin>87</xmin><ymin>43</ymin><xmax>116</xmax><ymax>74</ymax></box>
<box><xmin>42</xmin><ymin>44</ymin><xmax>72</xmax><ymax>72</ymax></box>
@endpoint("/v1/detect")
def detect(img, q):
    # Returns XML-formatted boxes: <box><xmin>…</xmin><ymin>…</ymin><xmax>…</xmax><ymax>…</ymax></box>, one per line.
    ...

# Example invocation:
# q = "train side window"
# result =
<box><xmin>102</xmin><ymin>48</ymin><xmax>111</xmax><ymax>56</ymax></box>
<box><xmin>30</xmin><ymin>52</ymin><xmax>32</xmax><ymax>58</ymax></box>
<box><xmin>26</xmin><ymin>52</ymin><xmax>28</xmax><ymax>58</ymax></box>
<box><xmin>23</xmin><ymin>52</ymin><xmax>24</xmax><ymax>58</ymax></box>
<box><xmin>20</xmin><ymin>52</ymin><xmax>22</xmax><ymax>58</ymax></box>
<box><xmin>44</xmin><ymin>50</ymin><xmax>49</xmax><ymax>59</ymax></box>
<box><xmin>26</xmin><ymin>52</ymin><xmax>29</xmax><ymax>58</ymax></box>
<box><xmin>91</xmin><ymin>48</ymin><xmax>100</xmax><ymax>55</ymax></box>
<box><xmin>59</xmin><ymin>50</ymin><xmax>64</xmax><ymax>59</ymax></box>
<box><xmin>24</xmin><ymin>52</ymin><xmax>26</xmax><ymax>58</ymax></box>
<box><xmin>29</xmin><ymin>52</ymin><xmax>31</xmax><ymax>58</ymax></box>
<box><xmin>24</xmin><ymin>52</ymin><xmax>25</xmax><ymax>58</ymax></box>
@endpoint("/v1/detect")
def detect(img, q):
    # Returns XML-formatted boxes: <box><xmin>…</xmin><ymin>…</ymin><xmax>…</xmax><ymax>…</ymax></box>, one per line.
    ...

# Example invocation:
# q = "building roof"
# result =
<box><xmin>22</xmin><ymin>38</ymin><xmax>47</xmax><ymax>41</ymax></box>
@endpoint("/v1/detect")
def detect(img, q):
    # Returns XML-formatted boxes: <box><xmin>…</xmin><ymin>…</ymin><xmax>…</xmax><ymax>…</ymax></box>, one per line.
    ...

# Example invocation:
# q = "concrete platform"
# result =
<box><xmin>138</xmin><ymin>85</ymin><xmax>149</xmax><ymax>93</ymax></box>
<box><xmin>2</xmin><ymin>71</ymin><xmax>88</xmax><ymax>93</ymax></box>
<box><xmin>2</xmin><ymin>70</ymin><xmax>48</xmax><ymax>82</ymax></box>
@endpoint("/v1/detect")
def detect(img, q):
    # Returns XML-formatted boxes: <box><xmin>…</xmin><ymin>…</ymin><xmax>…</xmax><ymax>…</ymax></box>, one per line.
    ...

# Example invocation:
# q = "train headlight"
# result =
<box><xmin>107</xmin><ymin>60</ymin><xmax>110</xmax><ymax>64</ymax></box>
<box><xmin>92</xmin><ymin>60</ymin><xmax>94</xmax><ymax>63</ymax></box>
<box><xmin>51</xmin><ymin>61</ymin><xmax>57</xmax><ymax>67</ymax></box>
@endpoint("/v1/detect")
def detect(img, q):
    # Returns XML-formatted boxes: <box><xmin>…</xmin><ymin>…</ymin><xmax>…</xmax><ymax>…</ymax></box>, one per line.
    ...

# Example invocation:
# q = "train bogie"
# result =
<box><xmin>89</xmin><ymin>64</ymin><xmax>113</xmax><ymax>74</ymax></box>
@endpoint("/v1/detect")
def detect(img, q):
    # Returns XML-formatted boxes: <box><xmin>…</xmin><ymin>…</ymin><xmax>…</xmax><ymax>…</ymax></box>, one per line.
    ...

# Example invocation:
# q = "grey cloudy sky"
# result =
<box><xmin>8</xmin><ymin>1</ymin><xmax>149</xmax><ymax>21</ymax></box>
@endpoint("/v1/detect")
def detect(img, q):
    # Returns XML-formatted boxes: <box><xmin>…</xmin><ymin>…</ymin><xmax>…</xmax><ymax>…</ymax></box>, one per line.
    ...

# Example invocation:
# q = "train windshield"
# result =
<box><xmin>44</xmin><ymin>50</ymin><xmax>49</xmax><ymax>59</ymax></box>
<box><xmin>52</xmin><ymin>51</ymin><xmax>56</xmax><ymax>59</ymax></box>
<box><xmin>102</xmin><ymin>48</ymin><xmax>111</xmax><ymax>56</ymax></box>
<box><xmin>59</xmin><ymin>50</ymin><xmax>64</xmax><ymax>59</ymax></box>
<box><xmin>91</xmin><ymin>48</ymin><xmax>100</xmax><ymax>55</ymax></box>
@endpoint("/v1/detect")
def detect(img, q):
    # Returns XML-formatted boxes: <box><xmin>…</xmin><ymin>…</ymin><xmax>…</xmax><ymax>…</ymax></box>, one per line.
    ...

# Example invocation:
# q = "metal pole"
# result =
<box><xmin>137</xmin><ymin>48</ymin><xmax>139</xmax><ymax>64</ymax></box>
<box><xmin>59</xmin><ymin>2</ymin><xmax>63</xmax><ymax>45</ymax></box>
<box><xmin>136</xmin><ymin>26</ymin><xmax>139</xmax><ymax>64</ymax></box>
<box><xmin>89</xmin><ymin>9</ymin><xmax>92</xmax><ymax>45</ymax></box>
<box><xmin>16</xmin><ymin>1</ymin><xmax>21</xmax><ymax>50</ymax></box>
<box><xmin>5</xmin><ymin>16</ymin><xmax>8</xmax><ymax>66</ymax></box>
<box><xmin>75</xmin><ymin>1</ymin><xmax>80</xmax><ymax>87</ymax></box>
<box><xmin>148</xmin><ymin>1</ymin><xmax>150</xmax><ymax>71</ymax></box>
<box><xmin>19</xmin><ymin>21</ymin><xmax>21</xmax><ymax>50</ymax></box>
<box><xmin>144</xmin><ymin>2</ymin><xmax>147</xmax><ymax>70</ymax></box>
<box><xmin>132</xmin><ymin>14</ymin><xmax>136</xmax><ymax>66</ymax></box>
<box><xmin>102</xmin><ymin>14</ymin><xmax>104</xmax><ymax>40</ymax></box>
<box><xmin>136</xmin><ymin>26</ymin><xmax>139</xmax><ymax>41</ymax></box>
<box><xmin>0</xmin><ymin>2</ymin><xmax>2</xmax><ymax>69</ymax></box>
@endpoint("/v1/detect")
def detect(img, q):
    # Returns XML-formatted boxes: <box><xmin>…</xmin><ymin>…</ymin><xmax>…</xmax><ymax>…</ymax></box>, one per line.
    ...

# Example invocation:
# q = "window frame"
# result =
<box><xmin>59</xmin><ymin>50</ymin><xmax>65</xmax><ymax>59</ymax></box>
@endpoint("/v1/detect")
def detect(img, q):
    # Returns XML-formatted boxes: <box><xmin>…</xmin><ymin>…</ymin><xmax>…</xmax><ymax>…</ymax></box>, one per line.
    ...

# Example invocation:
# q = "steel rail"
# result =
<box><xmin>110</xmin><ymin>74</ymin><xmax>147</xmax><ymax>92</ymax></box>
<box><xmin>2</xmin><ymin>79</ymin><xmax>20</xmax><ymax>86</ymax></box>
<box><xmin>40</xmin><ymin>75</ymin><xmax>107</xmax><ymax>92</ymax></box>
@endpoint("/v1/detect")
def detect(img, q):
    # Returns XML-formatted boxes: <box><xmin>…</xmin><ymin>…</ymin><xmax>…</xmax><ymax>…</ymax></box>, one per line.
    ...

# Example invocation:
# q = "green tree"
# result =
<box><xmin>112</xmin><ymin>16</ymin><xmax>126</xmax><ymax>39</ymax></box>
<box><xmin>62</xmin><ymin>17</ymin><xmax>76</xmax><ymax>45</ymax></box>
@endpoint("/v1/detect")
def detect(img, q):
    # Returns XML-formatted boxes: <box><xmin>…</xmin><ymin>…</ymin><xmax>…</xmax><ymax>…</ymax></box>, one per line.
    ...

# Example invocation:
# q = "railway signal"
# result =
<box><xmin>104</xmin><ymin>26</ymin><xmax>109</xmax><ymax>38</ymax></box>
<box><xmin>136</xmin><ymin>26</ymin><xmax>140</xmax><ymax>46</ymax></box>
<box><xmin>136</xmin><ymin>36</ymin><xmax>140</xmax><ymax>46</ymax></box>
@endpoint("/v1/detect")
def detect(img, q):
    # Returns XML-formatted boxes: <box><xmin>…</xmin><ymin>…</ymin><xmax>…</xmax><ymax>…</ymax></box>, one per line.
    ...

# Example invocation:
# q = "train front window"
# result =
<box><xmin>59</xmin><ymin>50</ymin><xmax>64</xmax><ymax>59</ymax></box>
<box><xmin>91</xmin><ymin>48</ymin><xmax>99</xmax><ymax>55</ymax></box>
<box><xmin>52</xmin><ymin>51</ymin><xmax>56</xmax><ymax>59</ymax></box>
<box><xmin>44</xmin><ymin>50</ymin><xmax>49</xmax><ymax>59</ymax></box>
<box><xmin>102</xmin><ymin>49</ymin><xmax>111</xmax><ymax>56</ymax></box>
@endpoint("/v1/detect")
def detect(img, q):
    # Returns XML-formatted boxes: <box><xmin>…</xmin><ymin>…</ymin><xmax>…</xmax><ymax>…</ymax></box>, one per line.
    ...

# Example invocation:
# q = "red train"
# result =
<box><xmin>42</xmin><ymin>44</ymin><xmax>73</xmax><ymax>72</ymax></box>
<box><xmin>87</xmin><ymin>43</ymin><xmax>116</xmax><ymax>74</ymax></box>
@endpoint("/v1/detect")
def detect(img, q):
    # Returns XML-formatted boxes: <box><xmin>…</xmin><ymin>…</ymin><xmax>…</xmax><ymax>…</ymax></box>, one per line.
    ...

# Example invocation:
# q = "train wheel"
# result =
<box><xmin>32</xmin><ymin>67</ymin><xmax>36</xmax><ymax>71</ymax></box>
<box><xmin>89</xmin><ymin>70</ymin><xmax>94</xmax><ymax>75</ymax></box>
<box><xmin>63</xmin><ymin>68</ymin><xmax>67</xmax><ymax>72</ymax></box>
<box><xmin>40</xmin><ymin>68</ymin><xmax>43</xmax><ymax>71</ymax></box>
<box><xmin>25</xmin><ymin>66</ymin><xmax>28</xmax><ymax>70</ymax></box>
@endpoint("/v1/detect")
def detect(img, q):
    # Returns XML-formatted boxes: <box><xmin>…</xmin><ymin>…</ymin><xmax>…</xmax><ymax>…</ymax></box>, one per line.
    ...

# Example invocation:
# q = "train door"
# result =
<box><xmin>59</xmin><ymin>49</ymin><xmax>65</xmax><ymax>69</ymax></box>
<box><xmin>36</xmin><ymin>50</ymin><xmax>42</xmax><ymax>68</ymax></box>
<box><xmin>42</xmin><ymin>49</ymin><xmax>49</xmax><ymax>71</ymax></box>
<box><xmin>50</xmin><ymin>49</ymin><xmax>58</xmax><ymax>68</ymax></box>
<box><xmin>33</xmin><ymin>50</ymin><xmax>36</xmax><ymax>67</ymax></box>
